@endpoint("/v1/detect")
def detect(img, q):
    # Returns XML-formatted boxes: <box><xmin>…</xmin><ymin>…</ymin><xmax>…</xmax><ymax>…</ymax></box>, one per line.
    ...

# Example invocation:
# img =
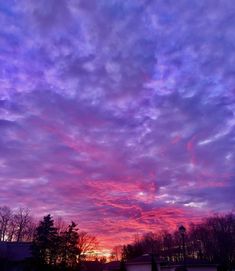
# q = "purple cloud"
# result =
<box><xmin>0</xmin><ymin>0</ymin><xmax>235</xmax><ymax>250</ymax></box>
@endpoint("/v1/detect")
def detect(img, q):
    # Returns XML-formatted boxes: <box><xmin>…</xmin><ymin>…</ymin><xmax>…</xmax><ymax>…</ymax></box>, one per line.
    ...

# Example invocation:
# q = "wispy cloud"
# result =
<box><xmin>0</xmin><ymin>0</ymin><xmax>234</xmax><ymax>249</ymax></box>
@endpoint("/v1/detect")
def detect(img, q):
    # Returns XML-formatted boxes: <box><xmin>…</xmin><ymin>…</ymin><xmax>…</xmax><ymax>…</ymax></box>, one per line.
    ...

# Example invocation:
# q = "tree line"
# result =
<box><xmin>119</xmin><ymin>213</ymin><xmax>235</xmax><ymax>271</ymax></box>
<box><xmin>0</xmin><ymin>206</ymin><xmax>34</xmax><ymax>242</ymax></box>
<box><xmin>0</xmin><ymin>206</ymin><xmax>98</xmax><ymax>270</ymax></box>
<box><xmin>31</xmin><ymin>214</ymin><xmax>98</xmax><ymax>270</ymax></box>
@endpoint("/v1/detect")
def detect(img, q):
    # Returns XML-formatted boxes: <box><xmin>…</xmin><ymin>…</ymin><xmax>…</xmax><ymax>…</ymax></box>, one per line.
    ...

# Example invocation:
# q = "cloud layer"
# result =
<box><xmin>0</xmin><ymin>0</ymin><xmax>235</xmax><ymax>250</ymax></box>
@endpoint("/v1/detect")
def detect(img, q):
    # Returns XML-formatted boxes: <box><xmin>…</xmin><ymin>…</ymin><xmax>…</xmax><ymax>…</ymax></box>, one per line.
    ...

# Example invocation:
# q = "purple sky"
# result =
<box><xmin>0</xmin><ymin>0</ymin><xmax>235</xmax><ymax>251</ymax></box>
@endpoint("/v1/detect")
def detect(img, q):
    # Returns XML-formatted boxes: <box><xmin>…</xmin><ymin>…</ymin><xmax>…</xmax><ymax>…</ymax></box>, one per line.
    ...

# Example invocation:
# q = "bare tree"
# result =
<box><xmin>24</xmin><ymin>218</ymin><xmax>37</xmax><ymax>241</ymax></box>
<box><xmin>54</xmin><ymin>216</ymin><xmax>67</xmax><ymax>235</ymax></box>
<box><xmin>0</xmin><ymin>206</ymin><xmax>12</xmax><ymax>241</ymax></box>
<box><xmin>111</xmin><ymin>245</ymin><xmax>123</xmax><ymax>261</ymax></box>
<box><xmin>77</xmin><ymin>231</ymin><xmax>98</xmax><ymax>261</ymax></box>
<box><xmin>14</xmin><ymin>208</ymin><xmax>32</xmax><ymax>242</ymax></box>
<box><xmin>7</xmin><ymin>217</ymin><xmax>17</xmax><ymax>242</ymax></box>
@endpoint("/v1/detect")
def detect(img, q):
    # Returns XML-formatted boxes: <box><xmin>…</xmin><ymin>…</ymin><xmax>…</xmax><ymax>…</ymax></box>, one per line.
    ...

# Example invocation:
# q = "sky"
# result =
<box><xmin>0</xmin><ymin>0</ymin><xmax>235</xmax><ymax>252</ymax></box>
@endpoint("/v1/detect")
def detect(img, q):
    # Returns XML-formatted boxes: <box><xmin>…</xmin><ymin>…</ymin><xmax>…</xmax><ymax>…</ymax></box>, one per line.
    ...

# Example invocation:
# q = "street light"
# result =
<box><xmin>179</xmin><ymin>225</ymin><xmax>187</xmax><ymax>271</ymax></box>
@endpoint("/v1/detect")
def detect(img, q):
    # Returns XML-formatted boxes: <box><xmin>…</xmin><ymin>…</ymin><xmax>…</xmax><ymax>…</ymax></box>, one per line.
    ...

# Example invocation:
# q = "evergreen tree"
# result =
<box><xmin>32</xmin><ymin>214</ymin><xmax>59</xmax><ymax>269</ymax></box>
<box><xmin>60</xmin><ymin>221</ymin><xmax>79</xmax><ymax>269</ymax></box>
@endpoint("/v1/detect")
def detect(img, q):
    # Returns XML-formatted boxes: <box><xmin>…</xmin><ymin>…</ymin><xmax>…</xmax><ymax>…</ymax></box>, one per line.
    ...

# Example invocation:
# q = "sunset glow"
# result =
<box><xmin>0</xmin><ymin>0</ymin><xmax>234</xmax><ymax>252</ymax></box>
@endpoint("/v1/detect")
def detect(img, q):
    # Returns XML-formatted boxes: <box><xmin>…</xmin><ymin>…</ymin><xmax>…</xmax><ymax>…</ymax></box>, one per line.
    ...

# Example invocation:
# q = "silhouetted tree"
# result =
<box><xmin>0</xmin><ymin>206</ymin><xmax>11</xmax><ymax>241</ymax></box>
<box><xmin>111</xmin><ymin>245</ymin><xmax>123</xmax><ymax>261</ymax></box>
<box><xmin>0</xmin><ymin>206</ymin><xmax>100</xmax><ymax>270</ymax></box>
<box><xmin>0</xmin><ymin>206</ymin><xmax>35</xmax><ymax>242</ymax></box>
<box><xmin>14</xmin><ymin>208</ymin><xmax>32</xmax><ymax>242</ymax></box>
<box><xmin>120</xmin><ymin>213</ymin><xmax>235</xmax><ymax>271</ymax></box>
<box><xmin>142</xmin><ymin>232</ymin><xmax>161</xmax><ymax>255</ymax></box>
<box><xmin>32</xmin><ymin>214</ymin><xmax>59</xmax><ymax>269</ymax></box>
<box><xmin>162</xmin><ymin>232</ymin><xmax>174</xmax><ymax>261</ymax></box>
<box><xmin>55</xmin><ymin>216</ymin><xmax>67</xmax><ymax>235</ymax></box>
<box><xmin>60</xmin><ymin>221</ymin><xmax>79</xmax><ymax>269</ymax></box>
<box><xmin>122</xmin><ymin>243</ymin><xmax>143</xmax><ymax>260</ymax></box>
<box><xmin>200</xmin><ymin>213</ymin><xmax>235</xmax><ymax>270</ymax></box>
<box><xmin>77</xmin><ymin>231</ymin><xmax>98</xmax><ymax>262</ymax></box>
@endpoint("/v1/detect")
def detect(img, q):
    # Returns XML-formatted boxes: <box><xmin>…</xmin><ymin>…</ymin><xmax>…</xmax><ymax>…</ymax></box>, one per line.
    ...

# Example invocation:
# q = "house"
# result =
<box><xmin>162</xmin><ymin>263</ymin><xmax>218</xmax><ymax>271</ymax></box>
<box><xmin>104</xmin><ymin>255</ymin><xmax>160</xmax><ymax>271</ymax></box>
<box><xmin>0</xmin><ymin>241</ymin><xmax>32</xmax><ymax>271</ymax></box>
<box><xmin>107</xmin><ymin>254</ymin><xmax>218</xmax><ymax>271</ymax></box>
<box><xmin>126</xmin><ymin>254</ymin><xmax>160</xmax><ymax>271</ymax></box>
